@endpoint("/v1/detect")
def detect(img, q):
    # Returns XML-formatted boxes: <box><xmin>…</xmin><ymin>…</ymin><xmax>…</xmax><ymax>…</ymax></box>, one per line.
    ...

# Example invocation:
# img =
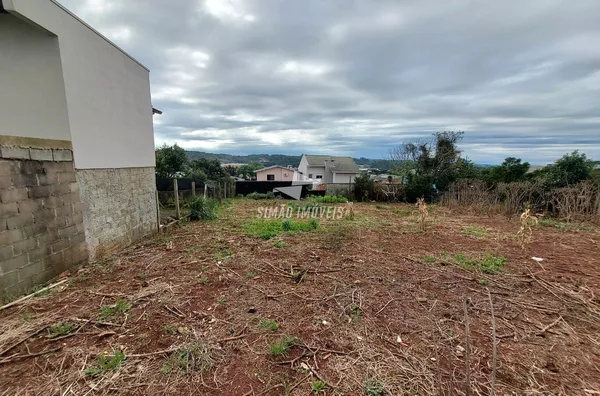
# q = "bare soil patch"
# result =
<box><xmin>1</xmin><ymin>200</ymin><xmax>599</xmax><ymax>395</ymax></box>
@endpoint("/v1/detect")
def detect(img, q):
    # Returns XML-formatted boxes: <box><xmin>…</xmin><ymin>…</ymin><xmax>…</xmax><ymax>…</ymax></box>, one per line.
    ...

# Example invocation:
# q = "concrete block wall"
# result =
<box><xmin>77</xmin><ymin>167</ymin><xmax>157</xmax><ymax>261</ymax></box>
<box><xmin>0</xmin><ymin>148</ymin><xmax>88</xmax><ymax>301</ymax></box>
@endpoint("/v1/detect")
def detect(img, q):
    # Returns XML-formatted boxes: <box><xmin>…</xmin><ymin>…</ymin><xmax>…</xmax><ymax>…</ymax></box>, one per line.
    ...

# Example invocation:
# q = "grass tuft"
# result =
<box><xmin>161</xmin><ymin>341</ymin><xmax>220</xmax><ymax>374</ymax></box>
<box><xmin>269</xmin><ymin>336</ymin><xmax>300</xmax><ymax>357</ymax></box>
<box><xmin>47</xmin><ymin>322</ymin><xmax>78</xmax><ymax>339</ymax></box>
<box><xmin>257</xmin><ymin>318</ymin><xmax>279</xmax><ymax>332</ymax></box>
<box><xmin>99</xmin><ymin>299</ymin><xmax>132</xmax><ymax>320</ymax></box>
<box><xmin>311</xmin><ymin>380</ymin><xmax>327</xmax><ymax>392</ymax></box>
<box><xmin>85</xmin><ymin>350</ymin><xmax>126</xmax><ymax>377</ymax></box>
<box><xmin>188</xmin><ymin>197</ymin><xmax>219</xmax><ymax>221</ymax></box>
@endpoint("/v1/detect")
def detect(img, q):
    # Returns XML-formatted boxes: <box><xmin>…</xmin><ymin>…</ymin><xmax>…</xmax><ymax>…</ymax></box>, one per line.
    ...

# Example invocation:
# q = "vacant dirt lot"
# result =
<box><xmin>1</xmin><ymin>199</ymin><xmax>599</xmax><ymax>395</ymax></box>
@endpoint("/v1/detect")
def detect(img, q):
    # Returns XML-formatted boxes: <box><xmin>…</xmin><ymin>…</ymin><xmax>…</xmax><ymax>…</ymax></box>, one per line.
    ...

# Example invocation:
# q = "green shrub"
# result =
<box><xmin>354</xmin><ymin>173</ymin><xmax>375</xmax><ymax>201</ymax></box>
<box><xmin>188</xmin><ymin>197</ymin><xmax>218</xmax><ymax>220</ymax></box>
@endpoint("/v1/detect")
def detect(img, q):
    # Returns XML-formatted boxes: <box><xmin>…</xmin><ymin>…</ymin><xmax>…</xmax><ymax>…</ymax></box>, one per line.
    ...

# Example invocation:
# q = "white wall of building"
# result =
<box><xmin>333</xmin><ymin>173</ymin><xmax>357</xmax><ymax>184</ymax></box>
<box><xmin>0</xmin><ymin>14</ymin><xmax>71</xmax><ymax>142</ymax></box>
<box><xmin>4</xmin><ymin>0</ymin><xmax>155</xmax><ymax>169</ymax></box>
<box><xmin>255</xmin><ymin>167</ymin><xmax>299</xmax><ymax>181</ymax></box>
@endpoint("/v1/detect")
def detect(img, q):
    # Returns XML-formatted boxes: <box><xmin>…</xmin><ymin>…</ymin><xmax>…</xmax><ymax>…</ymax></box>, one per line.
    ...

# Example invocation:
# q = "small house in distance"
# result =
<box><xmin>298</xmin><ymin>155</ymin><xmax>360</xmax><ymax>183</ymax></box>
<box><xmin>255</xmin><ymin>165</ymin><xmax>302</xmax><ymax>181</ymax></box>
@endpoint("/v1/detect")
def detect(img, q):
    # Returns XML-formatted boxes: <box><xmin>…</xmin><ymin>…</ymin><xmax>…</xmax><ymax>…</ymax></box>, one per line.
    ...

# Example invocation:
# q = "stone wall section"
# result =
<box><xmin>76</xmin><ymin>167</ymin><xmax>157</xmax><ymax>261</ymax></box>
<box><xmin>0</xmin><ymin>147</ymin><xmax>87</xmax><ymax>301</ymax></box>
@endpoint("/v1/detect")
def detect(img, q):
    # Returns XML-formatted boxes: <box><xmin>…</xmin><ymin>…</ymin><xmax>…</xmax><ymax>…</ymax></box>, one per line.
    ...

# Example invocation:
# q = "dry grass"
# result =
<box><xmin>1</xmin><ymin>199</ymin><xmax>599</xmax><ymax>395</ymax></box>
<box><xmin>517</xmin><ymin>208</ymin><xmax>538</xmax><ymax>248</ymax></box>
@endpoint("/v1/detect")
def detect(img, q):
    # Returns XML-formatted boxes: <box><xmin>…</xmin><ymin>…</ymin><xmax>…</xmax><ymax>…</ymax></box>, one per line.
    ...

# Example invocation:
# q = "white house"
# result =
<box><xmin>254</xmin><ymin>166</ymin><xmax>303</xmax><ymax>181</ymax></box>
<box><xmin>0</xmin><ymin>0</ymin><xmax>157</xmax><ymax>299</ymax></box>
<box><xmin>297</xmin><ymin>155</ymin><xmax>360</xmax><ymax>183</ymax></box>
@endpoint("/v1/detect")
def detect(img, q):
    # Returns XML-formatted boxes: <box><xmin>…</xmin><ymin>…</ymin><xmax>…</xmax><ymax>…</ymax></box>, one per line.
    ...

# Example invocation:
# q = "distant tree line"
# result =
<box><xmin>155</xmin><ymin>144</ymin><xmax>265</xmax><ymax>182</ymax></box>
<box><xmin>353</xmin><ymin>131</ymin><xmax>599</xmax><ymax>202</ymax></box>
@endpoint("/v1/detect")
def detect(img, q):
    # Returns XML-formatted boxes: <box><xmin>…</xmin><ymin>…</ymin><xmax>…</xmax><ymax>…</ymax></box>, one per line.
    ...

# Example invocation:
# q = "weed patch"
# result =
<box><xmin>364</xmin><ymin>379</ymin><xmax>385</xmax><ymax>396</ymax></box>
<box><xmin>462</xmin><ymin>226</ymin><xmax>489</xmax><ymax>238</ymax></box>
<box><xmin>310</xmin><ymin>195</ymin><xmax>348</xmax><ymax>203</ymax></box>
<box><xmin>99</xmin><ymin>299</ymin><xmax>132</xmax><ymax>320</ymax></box>
<box><xmin>273</xmin><ymin>240</ymin><xmax>289</xmax><ymax>248</ymax></box>
<box><xmin>453</xmin><ymin>253</ymin><xmax>506</xmax><ymax>274</ymax></box>
<box><xmin>161</xmin><ymin>341</ymin><xmax>220</xmax><ymax>374</ymax></box>
<box><xmin>244</xmin><ymin>219</ymin><xmax>320</xmax><ymax>240</ymax></box>
<box><xmin>269</xmin><ymin>336</ymin><xmax>301</xmax><ymax>357</ymax></box>
<box><xmin>258</xmin><ymin>318</ymin><xmax>279</xmax><ymax>331</ymax></box>
<box><xmin>311</xmin><ymin>380</ymin><xmax>327</xmax><ymax>392</ymax></box>
<box><xmin>539</xmin><ymin>219</ymin><xmax>595</xmax><ymax>232</ymax></box>
<box><xmin>85</xmin><ymin>350</ymin><xmax>126</xmax><ymax>377</ymax></box>
<box><xmin>321</xmin><ymin>221</ymin><xmax>357</xmax><ymax>252</ymax></box>
<box><xmin>188</xmin><ymin>197</ymin><xmax>219</xmax><ymax>221</ymax></box>
<box><xmin>47</xmin><ymin>322</ymin><xmax>78</xmax><ymax>339</ymax></box>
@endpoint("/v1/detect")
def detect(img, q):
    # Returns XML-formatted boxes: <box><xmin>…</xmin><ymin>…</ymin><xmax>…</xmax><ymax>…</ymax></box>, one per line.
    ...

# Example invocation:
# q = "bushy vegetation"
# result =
<box><xmin>155</xmin><ymin>144</ymin><xmax>231</xmax><ymax>184</ymax></box>
<box><xmin>188</xmin><ymin>197</ymin><xmax>219</xmax><ymax>220</ymax></box>
<box><xmin>353</xmin><ymin>172</ymin><xmax>376</xmax><ymax>201</ymax></box>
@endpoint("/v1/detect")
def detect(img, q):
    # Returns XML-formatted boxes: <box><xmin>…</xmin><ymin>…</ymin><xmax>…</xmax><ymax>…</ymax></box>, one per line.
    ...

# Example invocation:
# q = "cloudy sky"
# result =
<box><xmin>61</xmin><ymin>0</ymin><xmax>600</xmax><ymax>164</ymax></box>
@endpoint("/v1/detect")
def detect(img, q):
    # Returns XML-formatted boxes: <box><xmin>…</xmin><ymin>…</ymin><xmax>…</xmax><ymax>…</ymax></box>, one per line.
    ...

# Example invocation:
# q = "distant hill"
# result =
<box><xmin>185</xmin><ymin>151</ymin><xmax>394</xmax><ymax>171</ymax></box>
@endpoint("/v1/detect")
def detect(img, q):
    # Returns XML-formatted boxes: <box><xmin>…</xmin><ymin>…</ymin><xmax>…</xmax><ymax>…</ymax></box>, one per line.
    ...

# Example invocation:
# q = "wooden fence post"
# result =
<box><xmin>192</xmin><ymin>182</ymin><xmax>196</xmax><ymax>197</ymax></box>
<box><xmin>174</xmin><ymin>179</ymin><xmax>180</xmax><ymax>219</ymax></box>
<box><xmin>155</xmin><ymin>190</ymin><xmax>160</xmax><ymax>231</ymax></box>
<box><xmin>204</xmin><ymin>184</ymin><xmax>207</xmax><ymax>199</ymax></box>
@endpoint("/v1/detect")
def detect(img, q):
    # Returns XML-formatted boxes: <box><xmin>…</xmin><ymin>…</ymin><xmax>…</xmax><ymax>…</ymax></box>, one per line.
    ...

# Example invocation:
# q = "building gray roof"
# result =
<box><xmin>303</xmin><ymin>155</ymin><xmax>359</xmax><ymax>173</ymax></box>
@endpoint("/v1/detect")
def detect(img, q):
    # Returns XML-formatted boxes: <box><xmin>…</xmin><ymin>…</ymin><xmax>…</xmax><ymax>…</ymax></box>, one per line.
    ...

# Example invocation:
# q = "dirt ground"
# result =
<box><xmin>1</xmin><ymin>199</ymin><xmax>599</xmax><ymax>396</ymax></box>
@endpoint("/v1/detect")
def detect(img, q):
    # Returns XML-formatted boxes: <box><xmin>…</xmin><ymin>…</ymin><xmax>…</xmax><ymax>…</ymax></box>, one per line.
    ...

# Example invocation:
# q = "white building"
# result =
<box><xmin>297</xmin><ymin>155</ymin><xmax>360</xmax><ymax>184</ymax></box>
<box><xmin>0</xmin><ymin>0</ymin><xmax>157</xmax><ymax>299</ymax></box>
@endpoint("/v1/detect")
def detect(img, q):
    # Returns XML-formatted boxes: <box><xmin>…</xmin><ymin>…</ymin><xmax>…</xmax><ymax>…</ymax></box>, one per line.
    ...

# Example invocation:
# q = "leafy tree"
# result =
<box><xmin>223</xmin><ymin>166</ymin><xmax>238</xmax><ymax>177</ymax></box>
<box><xmin>353</xmin><ymin>172</ymin><xmax>375</xmax><ymax>201</ymax></box>
<box><xmin>188</xmin><ymin>158</ymin><xmax>229</xmax><ymax>182</ymax></box>
<box><xmin>237</xmin><ymin>163</ymin><xmax>264</xmax><ymax>180</ymax></box>
<box><xmin>486</xmin><ymin>157</ymin><xmax>530</xmax><ymax>185</ymax></box>
<box><xmin>543</xmin><ymin>151</ymin><xmax>595</xmax><ymax>188</ymax></box>
<box><xmin>390</xmin><ymin>131</ymin><xmax>472</xmax><ymax>200</ymax></box>
<box><xmin>155</xmin><ymin>144</ymin><xmax>189</xmax><ymax>178</ymax></box>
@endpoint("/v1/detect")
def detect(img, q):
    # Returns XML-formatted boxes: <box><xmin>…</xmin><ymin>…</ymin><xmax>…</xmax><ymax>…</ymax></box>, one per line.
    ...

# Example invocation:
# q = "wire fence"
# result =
<box><xmin>157</xmin><ymin>179</ymin><xmax>236</xmax><ymax>223</ymax></box>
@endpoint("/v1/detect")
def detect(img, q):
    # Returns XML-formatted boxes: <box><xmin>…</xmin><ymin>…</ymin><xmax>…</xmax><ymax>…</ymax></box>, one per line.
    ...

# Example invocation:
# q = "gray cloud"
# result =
<box><xmin>60</xmin><ymin>0</ymin><xmax>600</xmax><ymax>164</ymax></box>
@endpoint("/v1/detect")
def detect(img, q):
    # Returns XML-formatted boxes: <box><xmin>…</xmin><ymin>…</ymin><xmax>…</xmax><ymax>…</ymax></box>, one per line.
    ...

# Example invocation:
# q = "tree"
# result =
<box><xmin>353</xmin><ymin>172</ymin><xmax>375</xmax><ymax>201</ymax></box>
<box><xmin>486</xmin><ymin>157</ymin><xmax>530</xmax><ymax>185</ymax></box>
<box><xmin>155</xmin><ymin>144</ymin><xmax>189</xmax><ymax>178</ymax></box>
<box><xmin>543</xmin><ymin>151</ymin><xmax>595</xmax><ymax>188</ymax></box>
<box><xmin>237</xmin><ymin>163</ymin><xmax>264</xmax><ymax>180</ymax></box>
<box><xmin>390</xmin><ymin>131</ymin><xmax>471</xmax><ymax>200</ymax></box>
<box><xmin>188</xmin><ymin>158</ymin><xmax>229</xmax><ymax>182</ymax></box>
